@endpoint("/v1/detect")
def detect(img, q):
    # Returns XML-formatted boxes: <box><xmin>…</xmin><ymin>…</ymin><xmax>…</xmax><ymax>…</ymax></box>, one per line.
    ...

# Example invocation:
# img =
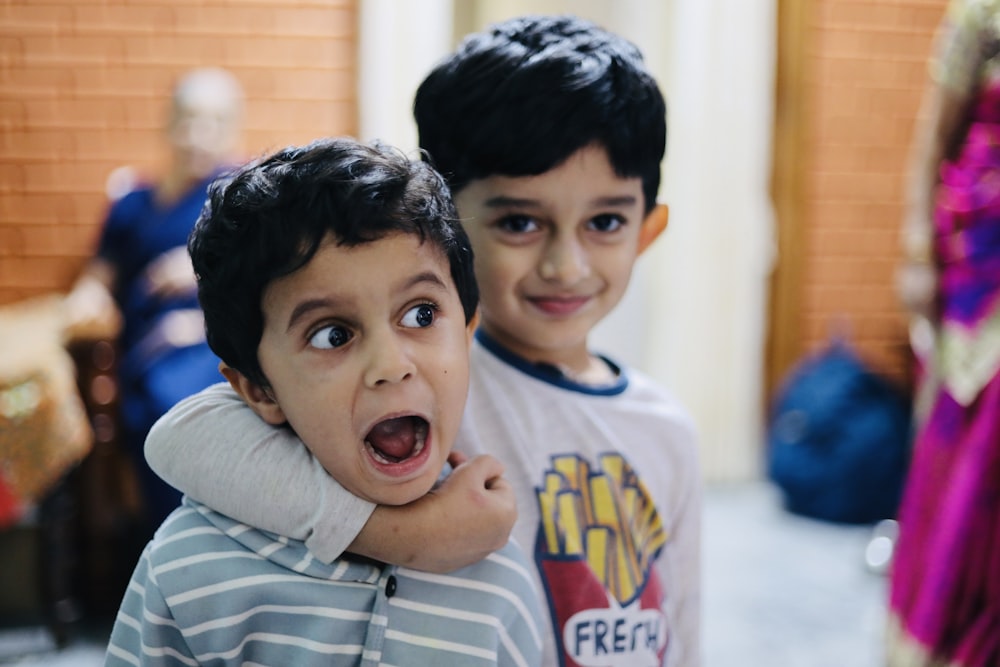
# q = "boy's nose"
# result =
<box><xmin>538</xmin><ymin>236</ymin><xmax>590</xmax><ymax>285</ymax></box>
<box><xmin>363</xmin><ymin>332</ymin><xmax>416</xmax><ymax>387</ymax></box>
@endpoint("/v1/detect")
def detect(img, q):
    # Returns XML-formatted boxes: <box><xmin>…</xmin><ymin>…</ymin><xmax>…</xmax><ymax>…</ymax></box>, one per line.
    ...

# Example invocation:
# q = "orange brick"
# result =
<box><xmin>24</xmin><ymin>162</ymin><xmax>104</xmax><ymax>195</ymax></box>
<box><xmin>121</xmin><ymin>98</ymin><xmax>163</xmax><ymax>129</ymax></box>
<box><xmin>0</xmin><ymin>63</ymin><xmax>72</xmax><ymax>94</ymax></box>
<box><xmin>0</xmin><ymin>163</ymin><xmax>26</xmax><ymax>192</ymax></box>
<box><xmin>52</xmin><ymin>97</ymin><xmax>130</xmax><ymax>130</ymax></box>
<box><xmin>273</xmin><ymin>7</ymin><xmax>355</xmax><ymax>38</ymax></box>
<box><xmin>2</xmin><ymin>0</ymin><xmax>359</xmax><ymax>307</ymax></box>
<box><xmin>266</xmin><ymin>68</ymin><xmax>354</xmax><ymax>101</ymax></box>
<box><xmin>57</xmin><ymin>221</ymin><xmax>104</xmax><ymax>255</ymax></box>
<box><xmin>0</xmin><ymin>225</ymin><xmax>25</xmax><ymax>256</ymax></box>
<box><xmin>3</xmin><ymin>9</ymin><xmax>66</xmax><ymax>37</ymax></box>
<box><xmin>19</xmin><ymin>225</ymin><xmax>64</xmax><ymax>256</ymax></box>
<box><xmin>230</xmin><ymin>35</ymin><xmax>353</xmax><ymax>69</ymax></box>
<box><xmin>55</xmin><ymin>34</ymin><xmax>127</xmax><ymax>62</ymax></box>
<box><xmin>0</xmin><ymin>256</ymin><xmax>65</xmax><ymax>286</ymax></box>
<box><xmin>187</xmin><ymin>5</ymin><xmax>275</xmax><ymax>35</ymax></box>
<box><xmin>81</xmin><ymin>65</ymin><xmax>174</xmax><ymax>98</ymax></box>
<box><xmin>73</xmin><ymin>4</ymin><xmax>176</xmax><ymax>36</ymax></box>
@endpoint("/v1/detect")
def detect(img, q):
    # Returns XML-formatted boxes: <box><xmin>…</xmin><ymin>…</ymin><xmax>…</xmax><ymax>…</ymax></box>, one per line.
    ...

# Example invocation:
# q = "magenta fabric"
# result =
<box><xmin>934</xmin><ymin>82</ymin><xmax>1000</xmax><ymax>328</ymax></box>
<box><xmin>889</xmin><ymin>374</ymin><xmax>1000</xmax><ymax>666</ymax></box>
<box><xmin>888</xmin><ymin>78</ymin><xmax>1000</xmax><ymax>667</ymax></box>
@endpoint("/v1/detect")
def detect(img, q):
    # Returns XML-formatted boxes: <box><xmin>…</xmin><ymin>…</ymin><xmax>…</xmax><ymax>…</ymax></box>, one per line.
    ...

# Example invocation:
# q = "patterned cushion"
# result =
<box><xmin>0</xmin><ymin>296</ymin><xmax>92</xmax><ymax>527</ymax></box>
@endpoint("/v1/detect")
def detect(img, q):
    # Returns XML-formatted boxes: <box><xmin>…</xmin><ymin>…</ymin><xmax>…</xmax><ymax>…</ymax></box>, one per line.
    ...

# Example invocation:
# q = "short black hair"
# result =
<box><xmin>189</xmin><ymin>137</ymin><xmax>478</xmax><ymax>389</ymax></box>
<box><xmin>414</xmin><ymin>14</ymin><xmax>666</xmax><ymax>212</ymax></box>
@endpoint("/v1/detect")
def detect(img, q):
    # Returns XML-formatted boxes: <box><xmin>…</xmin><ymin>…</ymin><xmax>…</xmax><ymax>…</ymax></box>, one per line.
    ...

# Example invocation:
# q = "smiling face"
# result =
<box><xmin>227</xmin><ymin>232</ymin><xmax>474</xmax><ymax>506</ymax></box>
<box><xmin>454</xmin><ymin>144</ymin><xmax>656</xmax><ymax>375</ymax></box>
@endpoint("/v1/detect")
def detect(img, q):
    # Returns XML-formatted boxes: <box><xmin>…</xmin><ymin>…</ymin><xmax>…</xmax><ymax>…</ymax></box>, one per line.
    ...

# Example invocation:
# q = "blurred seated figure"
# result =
<box><xmin>63</xmin><ymin>67</ymin><xmax>245</xmax><ymax>536</ymax></box>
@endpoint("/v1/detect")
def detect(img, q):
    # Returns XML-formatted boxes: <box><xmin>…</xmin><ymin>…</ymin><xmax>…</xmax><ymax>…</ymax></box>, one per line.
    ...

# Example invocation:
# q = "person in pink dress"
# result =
<box><xmin>889</xmin><ymin>1</ymin><xmax>1000</xmax><ymax>665</ymax></box>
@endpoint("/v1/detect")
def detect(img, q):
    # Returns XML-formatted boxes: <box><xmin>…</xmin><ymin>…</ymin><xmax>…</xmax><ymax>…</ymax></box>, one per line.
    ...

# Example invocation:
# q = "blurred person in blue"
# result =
<box><xmin>63</xmin><ymin>67</ymin><xmax>245</xmax><ymax>533</ymax></box>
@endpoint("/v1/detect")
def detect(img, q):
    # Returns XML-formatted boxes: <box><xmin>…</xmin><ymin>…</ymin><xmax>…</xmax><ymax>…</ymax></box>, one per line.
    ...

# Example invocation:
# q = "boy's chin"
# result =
<box><xmin>370</xmin><ymin>478</ymin><xmax>440</xmax><ymax>507</ymax></box>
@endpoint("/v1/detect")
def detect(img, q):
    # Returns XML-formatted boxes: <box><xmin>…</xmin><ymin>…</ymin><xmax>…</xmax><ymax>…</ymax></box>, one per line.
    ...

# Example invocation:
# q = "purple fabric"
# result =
<box><xmin>934</xmin><ymin>83</ymin><xmax>1000</xmax><ymax>327</ymax></box>
<box><xmin>889</xmin><ymin>81</ymin><xmax>1000</xmax><ymax>666</ymax></box>
<box><xmin>890</xmin><ymin>374</ymin><xmax>1000</xmax><ymax>666</ymax></box>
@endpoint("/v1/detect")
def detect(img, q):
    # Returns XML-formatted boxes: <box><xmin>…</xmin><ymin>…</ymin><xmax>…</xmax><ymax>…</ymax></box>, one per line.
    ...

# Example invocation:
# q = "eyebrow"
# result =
<box><xmin>285</xmin><ymin>270</ymin><xmax>451</xmax><ymax>333</ymax></box>
<box><xmin>403</xmin><ymin>271</ymin><xmax>450</xmax><ymax>294</ymax></box>
<box><xmin>483</xmin><ymin>194</ymin><xmax>639</xmax><ymax>209</ymax></box>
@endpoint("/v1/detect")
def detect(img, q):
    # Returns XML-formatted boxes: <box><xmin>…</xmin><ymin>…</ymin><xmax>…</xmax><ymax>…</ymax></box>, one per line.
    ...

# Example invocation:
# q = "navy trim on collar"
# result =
<box><xmin>475</xmin><ymin>329</ymin><xmax>629</xmax><ymax>396</ymax></box>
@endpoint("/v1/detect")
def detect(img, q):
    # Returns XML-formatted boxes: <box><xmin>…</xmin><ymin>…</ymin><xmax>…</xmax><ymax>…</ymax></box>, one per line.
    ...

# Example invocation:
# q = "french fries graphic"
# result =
<box><xmin>537</xmin><ymin>453</ymin><xmax>667</xmax><ymax>605</ymax></box>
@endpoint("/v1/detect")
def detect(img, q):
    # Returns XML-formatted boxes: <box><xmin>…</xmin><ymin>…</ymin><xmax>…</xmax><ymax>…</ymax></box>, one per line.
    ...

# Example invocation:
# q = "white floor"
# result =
<box><xmin>0</xmin><ymin>480</ymin><xmax>889</xmax><ymax>666</ymax></box>
<box><xmin>702</xmin><ymin>482</ymin><xmax>888</xmax><ymax>667</ymax></box>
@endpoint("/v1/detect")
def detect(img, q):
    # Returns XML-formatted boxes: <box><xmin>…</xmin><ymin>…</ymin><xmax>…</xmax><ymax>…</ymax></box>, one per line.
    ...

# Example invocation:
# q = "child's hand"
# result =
<box><xmin>423</xmin><ymin>453</ymin><xmax>517</xmax><ymax>571</ymax></box>
<box><xmin>356</xmin><ymin>454</ymin><xmax>516</xmax><ymax>573</ymax></box>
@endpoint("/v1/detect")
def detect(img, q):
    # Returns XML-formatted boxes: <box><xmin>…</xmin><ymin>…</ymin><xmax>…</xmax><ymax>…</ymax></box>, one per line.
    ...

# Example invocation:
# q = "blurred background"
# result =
<box><xmin>0</xmin><ymin>0</ymin><xmax>946</xmax><ymax>664</ymax></box>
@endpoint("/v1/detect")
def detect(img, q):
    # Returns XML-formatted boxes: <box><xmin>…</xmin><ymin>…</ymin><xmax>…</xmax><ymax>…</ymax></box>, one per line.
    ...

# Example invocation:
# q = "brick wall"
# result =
<box><xmin>0</xmin><ymin>0</ymin><xmax>357</xmax><ymax>306</ymax></box>
<box><xmin>785</xmin><ymin>0</ymin><xmax>946</xmax><ymax>387</ymax></box>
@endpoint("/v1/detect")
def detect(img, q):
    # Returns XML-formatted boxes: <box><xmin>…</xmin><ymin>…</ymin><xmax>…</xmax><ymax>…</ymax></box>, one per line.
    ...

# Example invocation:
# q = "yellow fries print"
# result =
<box><xmin>536</xmin><ymin>453</ymin><xmax>670</xmax><ymax>666</ymax></box>
<box><xmin>538</xmin><ymin>453</ymin><xmax>667</xmax><ymax>603</ymax></box>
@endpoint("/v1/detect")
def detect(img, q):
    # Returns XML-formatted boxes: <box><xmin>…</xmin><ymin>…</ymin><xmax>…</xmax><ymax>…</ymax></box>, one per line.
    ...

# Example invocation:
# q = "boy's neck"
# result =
<box><xmin>538</xmin><ymin>357</ymin><xmax>617</xmax><ymax>385</ymax></box>
<box><xmin>475</xmin><ymin>328</ymin><xmax>620</xmax><ymax>388</ymax></box>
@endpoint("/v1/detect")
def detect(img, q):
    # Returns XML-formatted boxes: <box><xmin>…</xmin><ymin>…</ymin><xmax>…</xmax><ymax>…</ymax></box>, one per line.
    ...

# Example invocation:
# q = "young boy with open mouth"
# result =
<box><xmin>105</xmin><ymin>137</ymin><xmax>543</xmax><ymax>666</ymax></box>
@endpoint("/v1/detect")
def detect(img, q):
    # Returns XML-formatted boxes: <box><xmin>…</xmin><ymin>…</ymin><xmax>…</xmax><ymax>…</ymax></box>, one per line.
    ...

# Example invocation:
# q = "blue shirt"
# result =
<box><xmin>105</xmin><ymin>498</ymin><xmax>544</xmax><ymax>666</ymax></box>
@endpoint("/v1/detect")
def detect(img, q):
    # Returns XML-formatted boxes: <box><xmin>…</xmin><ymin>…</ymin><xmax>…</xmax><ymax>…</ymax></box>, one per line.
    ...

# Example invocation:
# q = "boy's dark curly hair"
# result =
<box><xmin>189</xmin><ymin>137</ymin><xmax>478</xmax><ymax>389</ymax></box>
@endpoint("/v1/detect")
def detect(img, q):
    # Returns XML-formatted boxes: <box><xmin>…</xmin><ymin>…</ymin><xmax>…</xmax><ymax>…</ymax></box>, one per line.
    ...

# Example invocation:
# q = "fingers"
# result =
<box><xmin>462</xmin><ymin>453</ymin><xmax>505</xmax><ymax>481</ymax></box>
<box><xmin>464</xmin><ymin>455</ymin><xmax>508</xmax><ymax>491</ymax></box>
<box><xmin>484</xmin><ymin>474</ymin><xmax>511</xmax><ymax>491</ymax></box>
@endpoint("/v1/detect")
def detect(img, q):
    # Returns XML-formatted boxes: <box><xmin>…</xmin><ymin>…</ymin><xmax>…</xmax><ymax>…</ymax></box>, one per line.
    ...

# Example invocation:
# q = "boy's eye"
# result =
<box><xmin>497</xmin><ymin>215</ymin><xmax>539</xmax><ymax>234</ymax></box>
<box><xmin>589</xmin><ymin>214</ymin><xmax>626</xmax><ymax>233</ymax></box>
<box><xmin>401</xmin><ymin>303</ymin><xmax>436</xmax><ymax>328</ymax></box>
<box><xmin>309</xmin><ymin>325</ymin><xmax>352</xmax><ymax>349</ymax></box>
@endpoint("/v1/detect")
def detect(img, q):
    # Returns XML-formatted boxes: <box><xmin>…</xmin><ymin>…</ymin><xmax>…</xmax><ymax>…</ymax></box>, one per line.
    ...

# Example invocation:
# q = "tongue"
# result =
<box><xmin>367</xmin><ymin>416</ymin><xmax>417</xmax><ymax>461</ymax></box>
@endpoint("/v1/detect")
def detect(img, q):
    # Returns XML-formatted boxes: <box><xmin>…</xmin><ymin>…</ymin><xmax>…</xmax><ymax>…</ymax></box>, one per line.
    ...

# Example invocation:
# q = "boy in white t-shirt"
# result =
<box><xmin>147</xmin><ymin>16</ymin><xmax>701</xmax><ymax>666</ymax></box>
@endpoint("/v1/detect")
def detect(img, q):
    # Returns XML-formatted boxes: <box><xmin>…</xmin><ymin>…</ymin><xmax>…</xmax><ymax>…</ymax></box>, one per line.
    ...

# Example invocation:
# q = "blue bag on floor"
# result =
<box><xmin>766</xmin><ymin>339</ymin><xmax>912</xmax><ymax>524</ymax></box>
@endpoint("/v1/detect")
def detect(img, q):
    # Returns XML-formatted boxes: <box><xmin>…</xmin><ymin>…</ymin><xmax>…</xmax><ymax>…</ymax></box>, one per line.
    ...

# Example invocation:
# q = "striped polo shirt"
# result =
<box><xmin>105</xmin><ymin>499</ymin><xmax>543</xmax><ymax>666</ymax></box>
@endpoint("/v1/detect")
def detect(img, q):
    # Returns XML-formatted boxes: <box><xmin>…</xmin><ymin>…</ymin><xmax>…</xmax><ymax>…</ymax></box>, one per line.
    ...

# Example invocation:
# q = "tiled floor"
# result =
<box><xmin>0</xmin><ymin>480</ymin><xmax>889</xmax><ymax>666</ymax></box>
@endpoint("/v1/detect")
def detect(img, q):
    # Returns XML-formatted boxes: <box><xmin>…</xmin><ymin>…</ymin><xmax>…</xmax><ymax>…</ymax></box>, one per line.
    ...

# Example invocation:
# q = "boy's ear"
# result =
<box><xmin>219</xmin><ymin>363</ymin><xmax>287</xmax><ymax>426</ymax></box>
<box><xmin>638</xmin><ymin>204</ymin><xmax>669</xmax><ymax>255</ymax></box>
<box><xmin>466</xmin><ymin>308</ymin><xmax>481</xmax><ymax>342</ymax></box>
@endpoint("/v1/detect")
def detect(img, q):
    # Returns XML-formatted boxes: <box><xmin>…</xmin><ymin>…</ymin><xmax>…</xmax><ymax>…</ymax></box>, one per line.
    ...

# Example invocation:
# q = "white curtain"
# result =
<box><xmin>356</xmin><ymin>0</ymin><xmax>453</xmax><ymax>152</ymax></box>
<box><xmin>358</xmin><ymin>0</ymin><xmax>777</xmax><ymax>482</ymax></box>
<box><xmin>641</xmin><ymin>1</ymin><xmax>777</xmax><ymax>482</ymax></box>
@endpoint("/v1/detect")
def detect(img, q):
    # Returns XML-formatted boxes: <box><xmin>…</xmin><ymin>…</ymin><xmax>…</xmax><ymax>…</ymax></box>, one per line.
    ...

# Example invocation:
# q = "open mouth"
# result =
<box><xmin>364</xmin><ymin>416</ymin><xmax>429</xmax><ymax>464</ymax></box>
